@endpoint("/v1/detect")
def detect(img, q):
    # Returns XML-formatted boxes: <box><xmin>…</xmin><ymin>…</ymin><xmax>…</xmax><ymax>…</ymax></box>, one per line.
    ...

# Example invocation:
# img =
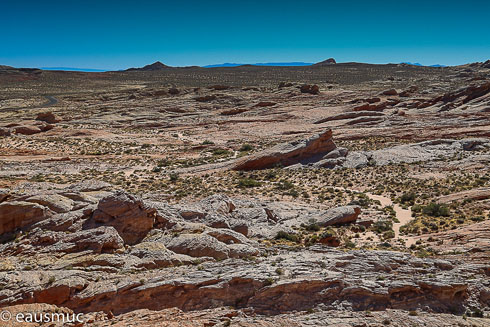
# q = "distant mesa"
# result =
<box><xmin>126</xmin><ymin>61</ymin><xmax>170</xmax><ymax>71</ymax></box>
<box><xmin>312</xmin><ymin>58</ymin><xmax>337</xmax><ymax>66</ymax></box>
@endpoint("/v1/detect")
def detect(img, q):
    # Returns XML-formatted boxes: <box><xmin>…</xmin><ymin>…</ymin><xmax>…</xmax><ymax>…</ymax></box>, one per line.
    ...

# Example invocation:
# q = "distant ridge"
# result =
<box><xmin>203</xmin><ymin>62</ymin><xmax>313</xmax><ymax>68</ymax></box>
<box><xmin>126</xmin><ymin>61</ymin><xmax>170</xmax><ymax>71</ymax></box>
<box><xmin>400</xmin><ymin>62</ymin><xmax>447</xmax><ymax>68</ymax></box>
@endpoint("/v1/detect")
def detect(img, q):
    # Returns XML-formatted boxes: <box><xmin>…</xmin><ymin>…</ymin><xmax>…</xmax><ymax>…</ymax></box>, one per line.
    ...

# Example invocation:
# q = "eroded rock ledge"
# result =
<box><xmin>0</xmin><ymin>181</ymin><xmax>488</xmax><ymax>318</ymax></box>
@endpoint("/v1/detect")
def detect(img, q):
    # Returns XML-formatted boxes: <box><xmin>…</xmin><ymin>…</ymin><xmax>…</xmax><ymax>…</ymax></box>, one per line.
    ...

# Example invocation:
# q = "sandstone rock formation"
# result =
<box><xmin>36</xmin><ymin>111</ymin><xmax>60</xmax><ymax>123</ymax></box>
<box><xmin>233</xmin><ymin>129</ymin><xmax>337</xmax><ymax>170</ymax></box>
<box><xmin>307</xmin><ymin>205</ymin><xmax>361</xmax><ymax>227</ymax></box>
<box><xmin>300</xmin><ymin>84</ymin><xmax>320</xmax><ymax>95</ymax></box>
<box><xmin>0</xmin><ymin>201</ymin><xmax>51</xmax><ymax>235</ymax></box>
<box><xmin>232</xmin><ymin>130</ymin><xmax>490</xmax><ymax>171</ymax></box>
<box><xmin>89</xmin><ymin>191</ymin><xmax>156</xmax><ymax>245</ymax></box>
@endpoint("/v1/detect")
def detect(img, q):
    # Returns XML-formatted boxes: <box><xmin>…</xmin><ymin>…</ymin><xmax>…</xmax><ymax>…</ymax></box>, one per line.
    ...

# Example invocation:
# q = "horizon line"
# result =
<box><xmin>18</xmin><ymin>60</ymin><xmax>468</xmax><ymax>72</ymax></box>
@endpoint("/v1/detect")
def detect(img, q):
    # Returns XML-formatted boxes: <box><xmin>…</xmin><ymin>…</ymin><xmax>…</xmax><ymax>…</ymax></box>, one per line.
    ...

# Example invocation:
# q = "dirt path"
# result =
<box><xmin>2</xmin><ymin>95</ymin><xmax>58</xmax><ymax>112</ymax></box>
<box><xmin>365</xmin><ymin>193</ymin><xmax>416</xmax><ymax>246</ymax></box>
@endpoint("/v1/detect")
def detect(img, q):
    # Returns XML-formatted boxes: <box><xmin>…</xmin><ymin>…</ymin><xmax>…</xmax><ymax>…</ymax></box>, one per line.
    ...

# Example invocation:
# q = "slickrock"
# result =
<box><xmin>413</xmin><ymin>220</ymin><xmax>490</xmax><ymax>253</ymax></box>
<box><xmin>233</xmin><ymin>130</ymin><xmax>490</xmax><ymax>170</ymax></box>
<box><xmin>436</xmin><ymin>187</ymin><xmax>490</xmax><ymax>203</ymax></box>
<box><xmin>233</xmin><ymin>129</ymin><xmax>337</xmax><ymax>170</ymax></box>
<box><xmin>0</xmin><ymin>249</ymin><xmax>487</xmax><ymax>316</ymax></box>
<box><xmin>344</xmin><ymin>138</ymin><xmax>490</xmax><ymax>168</ymax></box>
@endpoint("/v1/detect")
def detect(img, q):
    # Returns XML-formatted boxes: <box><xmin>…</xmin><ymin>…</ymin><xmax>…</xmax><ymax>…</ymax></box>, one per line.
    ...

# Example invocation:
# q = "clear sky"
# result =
<box><xmin>1</xmin><ymin>0</ymin><xmax>489</xmax><ymax>69</ymax></box>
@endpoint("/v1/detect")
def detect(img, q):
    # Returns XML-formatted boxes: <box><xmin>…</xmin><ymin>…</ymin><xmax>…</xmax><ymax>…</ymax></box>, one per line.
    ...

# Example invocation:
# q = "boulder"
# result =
<box><xmin>89</xmin><ymin>191</ymin><xmax>156</xmax><ymax>245</ymax></box>
<box><xmin>0</xmin><ymin>201</ymin><xmax>50</xmax><ymax>235</ymax></box>
<box><xmin>166</xmin><ymin>233</ymin><xmax>230</xmax><ymax>260</ymax></box>
<box><xmin>25</xmin><ymin>194</ymin><xmax>74</xmax><ymax>213</ymax></box>
<box><xmin>205</xmin><ymin>228</ymin><xmax>252</xmax><ymax>245</ymax></box>
<box><xmin>13</xmin><ymin>125</ymin><xmax>42</xmax><ymax>135</ymax></box>
<box><xmin>228</xmin><ymin>243</ymin><xmax>259</xmax><ymax>258</ymax></box>
<box><xmin>13</xmin><ymin>122</ymin><xmax>54</xmax><ymax>135</ymax></box>
<box><xmin>380</xmin><ymin>89</ymin><xmax>398</xmax><ymax>96</ymax></box>
<box><xmin>50</xmin><ymin>226</ymin><xmax>124</xmax><ymax>253</ymax></box>
<box><xmin>300</xmin><ymin>84</ymin><xmax>320</xmax><ymax>95</ymax></box>
<box><xmin>36</xmin><ymin>112</ymin><xmax>60</xmax><ymax>123</ymax></box>
<box><xmin>130</xmin><ymin>241</ymin><xmax>187</xmax><ymax>269</ymax></box>
<box><xmin>168</xmin><ymin>87</ymin><xmax>180</xmax><ymax>95</ymax></box>
<box><xmin>308</xmin><ymin>205</ymin><xmax>361</xmax><ymax>227</ymax></box>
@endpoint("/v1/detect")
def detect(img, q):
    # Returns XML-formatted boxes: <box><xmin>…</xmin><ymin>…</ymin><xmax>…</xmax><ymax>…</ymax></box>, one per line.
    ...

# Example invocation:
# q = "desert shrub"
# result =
<box><xmin>239</xmin><ymin>143</ymin><xmax>254</xmax><ymax>152</ymax></box>
<box><xmin>320</xmin><ymin>228</ymin><xmax>336</xmax><ymax>239</ymax></box>
<box><xmin>411</xmin><ymin>204</ymin><xmax>423</xmax><ymax>213</ymax></box>
<box><xmin>400</xmin><ymin>192</ymin><xmax>416</xmax><ymax>204</ymax></box>
<box><xmin>470</xmin><ymin>216</ymin><xmax>484</xmax><ymax>222</ymax></box>
<box><xmin>373</xmin><ymin>220</ymin><xmax>393</xmax><ymax>233</ymax></box>
<box><xmin>305</xmin><ymin>223</ymin><xmax>320</xmax><ymax>232</ymax></box>
<box><xmin>275</xmin><ymin>268</ymin><xmax>284</xmax><ymax>275</ymax></box>
<box><xmin>382</xmin><ymin>230</ymin><xmax>395</xmax><ymax>239</ymax></box>
<box><xmin>344</xmin><ymin>240</ymin><xmax>356</xmax><ymax>248</ymax></box>
<box><xmin>422</xmin><ymin>202</ymin><xmax>450</xmax><ymax>217</ymax></box>
<box><xmin>275</xmin><ymin>231</ymin><xmax>300</xmax><ymax>243</ymax></box>
<box><xmin>238</xmin><ymin>178</ymin><xmax>261</xmax><ymax>188</ymax></box>
<box><xmin>212</xmin><ymin>148</ymin><xmax>231</xmax><ymax>156</ymax></box>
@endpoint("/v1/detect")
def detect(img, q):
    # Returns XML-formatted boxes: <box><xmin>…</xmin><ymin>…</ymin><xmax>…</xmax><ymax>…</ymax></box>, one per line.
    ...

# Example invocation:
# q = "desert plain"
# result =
<box><xmin>0</xmin><ymin>60</ymin><xmax>489</xmax><ymax>326</ymax></box>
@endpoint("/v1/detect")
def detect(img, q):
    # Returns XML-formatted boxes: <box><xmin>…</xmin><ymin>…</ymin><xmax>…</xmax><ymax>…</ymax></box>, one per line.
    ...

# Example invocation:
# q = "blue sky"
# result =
<box><xmin>1</xmin><ymin>0</ymin><xmax>489</xmax><ymax>69</ymax></box>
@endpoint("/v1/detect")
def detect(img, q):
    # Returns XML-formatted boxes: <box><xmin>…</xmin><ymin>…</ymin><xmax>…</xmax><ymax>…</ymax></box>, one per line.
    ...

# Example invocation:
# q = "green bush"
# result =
<box><xmin>320</xmin><ymin>228</ymin><xmax>336</xmax><ymax>239</ymax></box>
<box><xmin>411</xmin><ymin>204</ymin><xmax>422</xmax><ymax>213</ymax></box>
<box><xmin>238</xmin><ymin>178</ymin><xmax>261</xmax><ymax>188</ymax></box>
<box><xmin>373</xmin><ymin>220</ymin><xmax>393</xmax><ymax>233</ymax></box>
<box><xmin>400</xmin><ymin>192</ymin><xmax>416</xmax><ymax>204</ymax></box>
<box><xmin>275</xmin><ymin>231</ymin><xmax>300</xmax><ymax>243</ymax></box>
<box><xmin>422</xmin><ymin>202</ymin><xmax>450</xmax><ymax>217</ymax></box>
<box><xmin>212</xmin><ymin>148</ymin><xmax>231</xmax><ymax>156</ymax></box>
